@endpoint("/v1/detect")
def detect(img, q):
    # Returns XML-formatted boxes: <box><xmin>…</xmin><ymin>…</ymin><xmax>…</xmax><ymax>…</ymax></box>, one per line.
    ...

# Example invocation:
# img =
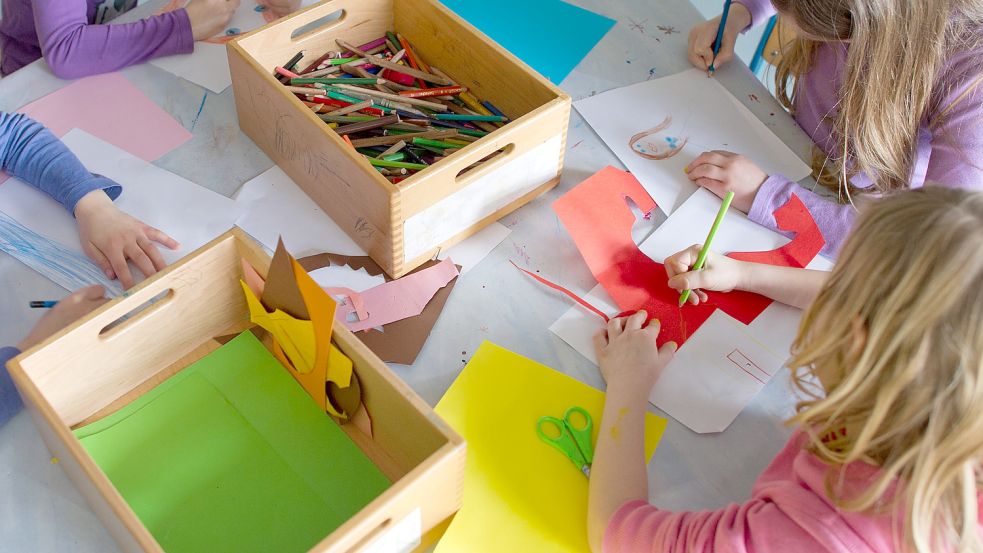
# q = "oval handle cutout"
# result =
<box><xmin>291</xmin><ymin>9</ymin><xmax>346</xmax><ymax>41</ymax></box>
<box><xmin>455</xmin><ymin>143</ymin><xmax>516</xmax><ymax>182</ymax></box>
<box><xmin>346</xmin><ymin>517</ymin><xmax>392</xmax><ymax>552</ymax></box>
<box><xmin>99</xmin><ymin>288</ymin><xmax>175</xmax><ymax>339</ymax></box>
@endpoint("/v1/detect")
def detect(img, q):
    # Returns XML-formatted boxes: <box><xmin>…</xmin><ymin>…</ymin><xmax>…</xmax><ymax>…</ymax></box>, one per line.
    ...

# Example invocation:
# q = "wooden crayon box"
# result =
<box><xmin>8</xmin><ymin>229</ymin><xmax>466</xmax><ymax>552</ymax></box>
<box><xmin>228</xmin><ymin>0</ymin><xmax>571</xmax><ymax>278</ymax></box>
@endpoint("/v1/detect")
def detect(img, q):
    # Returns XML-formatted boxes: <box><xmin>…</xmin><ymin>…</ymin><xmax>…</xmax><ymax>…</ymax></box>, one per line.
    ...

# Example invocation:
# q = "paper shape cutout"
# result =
<box><xmin>575</xmin><ymin>69</ymin><xmax>811</xmax><ymax>214</ymax></box>
<box><xmin>550</xmin><ymin>186</ymin><xmax>834</xmax><ymax>432</ymax></box>
<box><xmin>262</xmin><ymin>238</ymin><xmax>311</xmax><ymax>320</ymax></box>
<box><xmin>0</xmin><ymin>130</ymin><xmax>239</xmax><ymax>292</ymax></box>
<box><xmin>75</xmin><ymin>332</ymin><xmax>390</xmax><ymax>552</ymax></box>
<box><xmin>240</xmin><ymin>258</ymin><xmax>265</xmax><ymax>297</ymax></box>
<box><xmin>434</xmin><ymin>341</ymin><xmax>667</xmax><ymax>551</ymax></box>
<box><xmin>334</xmin><ymin>258</ymin><xmax>459</xmax><ymax>332</ymax></box>
<box><xmin>242</xmin><ymin>280</ymin><xmax>317</xmax><ymax>372</ymax></box>
<box><xmin>312</xmin><ymin>267</ymin><xmax>386</xmax><ymax>293</ymax></box>
<box><xmin>14</xmin><ymin>73</ymin><xmax>191</xmax><ymax>164</ymax></box>
<box><xmin>439</xmin><ymin>0</ymin><xmax>615</xmax><ymax>84</ymax></box>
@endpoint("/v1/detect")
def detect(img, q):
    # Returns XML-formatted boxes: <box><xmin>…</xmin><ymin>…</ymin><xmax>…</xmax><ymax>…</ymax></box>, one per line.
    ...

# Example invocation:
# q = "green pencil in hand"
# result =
<box><xmin>678</xmin><ymin>191</ymin><xmax>735</xmax><ymax>306</ymax></box>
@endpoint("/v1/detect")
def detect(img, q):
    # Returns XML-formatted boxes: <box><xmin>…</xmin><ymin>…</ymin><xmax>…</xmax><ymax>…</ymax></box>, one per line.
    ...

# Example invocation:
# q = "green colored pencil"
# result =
<box><xmin>433</xmin><ymin>114</ymin><xmax>508</xmax><ymax>122</ymax></box>
<box><xmin>678</xmin><ymin>191</ymin><xmax>735</xmax><ymax>306</ymax></box>
<box><xmin>364</xmin><ymin>156</ymin><xmax>428</xmax><ymax>170</ymax></box>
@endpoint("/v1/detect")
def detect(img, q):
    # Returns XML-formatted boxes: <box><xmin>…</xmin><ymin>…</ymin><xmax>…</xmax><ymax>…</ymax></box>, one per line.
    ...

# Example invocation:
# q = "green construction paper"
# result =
<box><xmin>75</xmin><ymin>332</ymin><xmax>390</xmax><ymax>553</ymax></box>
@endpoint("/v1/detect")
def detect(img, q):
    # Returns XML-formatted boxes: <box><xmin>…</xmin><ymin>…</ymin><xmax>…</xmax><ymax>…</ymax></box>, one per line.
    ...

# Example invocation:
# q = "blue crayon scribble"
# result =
<box><xmin>225</xmin><ymin>28</ymin><xmax>241</xmax><ymax>36</ymax></box>
<box><xmin>0</xmin><ymin>212</ymin><xmax>121</xmax><ymax>295</ymax></box>
<box><xmin>254</xmin><ymin>4</ymin><xmax>267</xmax><ymax>11</ymax></box>
<box><xmin>665</xmin><ymin>136</ymin><xmax>680</xmax><ymax>149</ymax></box>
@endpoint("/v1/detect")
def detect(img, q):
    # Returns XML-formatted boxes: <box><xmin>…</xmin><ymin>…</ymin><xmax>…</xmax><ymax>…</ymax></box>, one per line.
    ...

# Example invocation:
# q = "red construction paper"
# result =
<box><xmin>551</xmin><ymin>167</ymin><xmax>825</xmax><ymax>346</ymax></box>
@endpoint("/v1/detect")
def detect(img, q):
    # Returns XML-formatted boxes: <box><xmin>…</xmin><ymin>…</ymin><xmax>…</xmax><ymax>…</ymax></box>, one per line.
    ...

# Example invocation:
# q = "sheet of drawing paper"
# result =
<box><xmin>335</xmin><ymin>258</ymin><xmax>459</xmax><ymax>332</ymax></box>
<box><xmin>14</xmin><ymin>72</ymin><xmax>191</xmax><ymax>163</ymax></box>
<box><xmin>234</xmin><ymin>166</ymin><xmax>367</xmax><ymax>257</ymax></box>
<box><xmin>437</xmin><ymin>222</ymin><xmax>510</xmax><ymax>275</ymax></box>
<box><xmin>575</xmin><ymin>69</ymin><xmax>811</xmax><ymax>215</ymax></box>
<box><xmin>434</xmin><ymin>341</ymin><xmax>667</xmax><ymax>552</ymax></box>
<box><xmin>0</xmin><ymin>130</ymin><xmax>237</xmax><ymax>291</ymax></box>
<box><xmin>551</xmin><ymin>187</ymin><xmax>833</xmax><ymax>432</ymax></box>
<box><xmin>74</xmin><ymin>332</ymin><xmax>389</xmax><ymax>553</ymax></box>
<box><xmin>0</xmin><ymin>212</ymin><xmax>121</xmax><ymax>294</ymax></box>
<box><xmin>439</xmin><ymin>0</ymin><xmax>615</xmax><ymax>84</ymax></box>
<box><xmin>309</xmin><ymin>262</ymin><xmax>386</xmax><ymax>292</ymax></box>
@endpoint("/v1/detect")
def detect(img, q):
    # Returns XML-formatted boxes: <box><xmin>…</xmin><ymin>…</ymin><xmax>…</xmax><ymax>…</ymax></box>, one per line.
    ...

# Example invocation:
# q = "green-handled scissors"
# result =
<box><xmin>536</xmin><ymin>406</ymin><xmax>595</xmax><ymax>478</ymax></box>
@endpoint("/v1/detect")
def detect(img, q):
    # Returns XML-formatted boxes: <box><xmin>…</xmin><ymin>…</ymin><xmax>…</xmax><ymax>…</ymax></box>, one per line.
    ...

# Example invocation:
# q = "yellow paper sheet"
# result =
<box><xmin>434</xmin><ymin>341</ymin><xmax>667</xmax><ymax>552</ymax></box>
<box><xmin>241</xmin><ymin>280</ymin><xmax>316</xmax><ymax>373</ymax></box>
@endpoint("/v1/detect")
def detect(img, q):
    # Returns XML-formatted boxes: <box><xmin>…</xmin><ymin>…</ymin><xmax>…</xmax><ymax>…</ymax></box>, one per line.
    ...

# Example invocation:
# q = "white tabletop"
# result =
<box><xmin>0</xmin><ymin>1</ymin><xmax>816</xmax><ymax>550</ymax></box>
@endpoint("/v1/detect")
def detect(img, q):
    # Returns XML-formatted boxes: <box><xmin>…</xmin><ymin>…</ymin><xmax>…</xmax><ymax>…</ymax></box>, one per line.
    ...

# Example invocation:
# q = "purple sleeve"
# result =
<box><xmin>0</xmin><ymin>111</ymin><xmax>121</xmax><ymax>213</ymax></box>
<box><xmin>923</xmin><ymin>52</ymin><xmax>983</xmax><ymax>190</ymax></box>
<box><xmin>733</xmin><ymin>0</ymin><xmax>777</xmax><ymax>31</ymax></box>
<box><xmin>32</xmin><ymin>0</ymin><xmax>194</xmax><ymax>79</ymax></box>
<box><xmin>0</xmin><ymin>346</ymin><xmax>24</xmax><ymax>427</ymax></box>
<box><xmin>748</xmin><ymin>174</ymin><xmax>856</xmax><ymax>258</ymax></box>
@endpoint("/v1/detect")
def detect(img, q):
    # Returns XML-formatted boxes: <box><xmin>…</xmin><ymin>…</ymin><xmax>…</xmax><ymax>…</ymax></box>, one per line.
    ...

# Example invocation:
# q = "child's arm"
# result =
<box><xmin>32</xmin><ymin>0</ymin><xmax>238</xmax><ymax>79</ymax></box>
<box><xmin>587</xmin><ymin>311</ymin><xmax>677</xmax><ymax>552</ymax></box>
<box><xmin>0</xmin><ymin>112</ymin><xmax>178</xmax><ymax>288</ymax></box>
<box><xmin>664</xmin><ymin>245</ymin><xmax>828</xmax><ymax>310</ymax></box>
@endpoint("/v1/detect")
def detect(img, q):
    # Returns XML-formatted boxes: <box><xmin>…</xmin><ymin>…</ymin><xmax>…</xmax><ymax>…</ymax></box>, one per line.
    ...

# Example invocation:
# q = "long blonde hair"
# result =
<box><xmin>788</xmin><ymin>187</ymin><xmax>983</xmax><ymax>552</ymax></box>
<box><xmin>771</xmin><ymin>0</ymin><xmax>983</xmax><ymax>199</ymax></box>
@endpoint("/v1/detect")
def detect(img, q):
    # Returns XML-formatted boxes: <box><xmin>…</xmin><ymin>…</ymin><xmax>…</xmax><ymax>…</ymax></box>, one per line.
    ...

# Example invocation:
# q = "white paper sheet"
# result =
<box><xmin>438</xmin><ymin>222</ymin><xmax>511</xmax><ymax>275</ymax></box>
<box><xmin>575</xmin><ymin>69</ymin><xmax>811</xmax><ymax>215</ymax></box>
<box><xmin>309</xmin><ymin>265</ymin><xmax>385</xmax><ymax>291</ymax></box>
<box><xmin>550</xmin><ymin>188</ymin><xmax>833</xmax><ymax>433</ymax></box>
<box><xmin>0</xmin><ymin>129</ymin><xmax>240</xmax><ymax>291</ymax></box>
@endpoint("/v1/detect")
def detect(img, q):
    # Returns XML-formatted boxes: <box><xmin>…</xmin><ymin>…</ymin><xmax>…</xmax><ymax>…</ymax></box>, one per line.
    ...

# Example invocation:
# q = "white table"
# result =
<box><xmin>0</xmin><ymin>1</ymin><xmax>815</xmax><ymax>550</ymax></box>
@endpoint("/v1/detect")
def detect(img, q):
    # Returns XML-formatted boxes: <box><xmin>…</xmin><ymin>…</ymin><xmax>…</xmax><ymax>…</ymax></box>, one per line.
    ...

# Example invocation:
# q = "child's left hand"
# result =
<box><xmin>74</xmin><ymin>191</ymin><xmax>179</xmax><ymax>289</ymax></box>
<box><xmin>593</xmin><ymin>311</ymin><xmax>677</xmax><ymax>395</ymax></box>
<box><xmin>17</xmin><ymin>285</ymin><xmax>108</xmax><ymax>351</ymax></box>
<box><xmin>685</xmin><ymin>150</ymin><xmax>768</xmax><ymax>213</ymax></box>
<box><xmin>260</xmin><ymin>0</ymin><xmax>302</xmax><ymax>18</ymax></box>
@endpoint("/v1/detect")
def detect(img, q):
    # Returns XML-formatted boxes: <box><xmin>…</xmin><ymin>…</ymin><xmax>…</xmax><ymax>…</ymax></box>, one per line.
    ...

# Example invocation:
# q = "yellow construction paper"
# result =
<box><xmin>434</xmin><ymin>341</ymin><xmax>667</xmax><ymax>552</ymax></box>
<box><xmin>241</xmin><ymin>280</ymin><xmax>316</xmax><ymax>373</ymax></box>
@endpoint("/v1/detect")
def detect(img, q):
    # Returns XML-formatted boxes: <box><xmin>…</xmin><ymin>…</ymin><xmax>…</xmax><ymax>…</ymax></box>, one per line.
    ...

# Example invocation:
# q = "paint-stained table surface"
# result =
<box><xmin>0</xmin><ymin>0</ymin><xmax>817</xmax><ymax>550</ymax></box>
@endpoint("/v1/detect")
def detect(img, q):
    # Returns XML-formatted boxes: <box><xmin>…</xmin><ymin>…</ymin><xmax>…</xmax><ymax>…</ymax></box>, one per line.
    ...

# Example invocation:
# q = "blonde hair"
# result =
<box><xmin>788</xmin><ymin>187</ymin><xmax>983</xmax><ymax>553</ymax></box>
<box><xmin>771</xmin><ymin>0</ymin><xmax>983</xmax><ymax>200</ymax></box>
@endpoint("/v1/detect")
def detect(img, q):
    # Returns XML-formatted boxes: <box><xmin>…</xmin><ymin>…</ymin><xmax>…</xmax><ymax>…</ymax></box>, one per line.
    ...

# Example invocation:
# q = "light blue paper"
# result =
<box><xmin>440</xmin><ymin>0</ymin><xmax>616</xmax><ymax>84</ymax></box>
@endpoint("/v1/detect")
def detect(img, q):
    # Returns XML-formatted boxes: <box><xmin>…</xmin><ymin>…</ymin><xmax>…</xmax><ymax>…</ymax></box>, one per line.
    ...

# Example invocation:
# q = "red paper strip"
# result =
<box><xmin>511</xmin><ymin>262</ymin><xmax>610</xmax><ymax>321</ymax></box>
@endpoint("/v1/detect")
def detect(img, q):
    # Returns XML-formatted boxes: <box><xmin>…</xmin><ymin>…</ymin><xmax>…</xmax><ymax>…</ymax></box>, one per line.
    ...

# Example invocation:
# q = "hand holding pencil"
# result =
<box><xmin>686</xmin><ymin>1</ymin><xmax>752</xmax><ymax>74</ymax></box>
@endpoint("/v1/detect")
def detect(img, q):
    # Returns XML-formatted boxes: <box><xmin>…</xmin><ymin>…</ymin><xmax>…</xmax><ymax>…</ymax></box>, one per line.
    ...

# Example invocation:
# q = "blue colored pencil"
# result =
<box><xmin>708</xmin><ymin>0</ymin><xmax>733</xmax><ymax>76</ymax></box>
<box><xmin>29</xmin><ymin>300</ymin><xmax>58</xmax><ymax>308</ymax></box>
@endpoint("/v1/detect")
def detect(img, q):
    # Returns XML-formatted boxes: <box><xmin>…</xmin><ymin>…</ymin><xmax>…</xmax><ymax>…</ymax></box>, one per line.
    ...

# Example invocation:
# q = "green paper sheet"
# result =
<box><xmin>75</xmin><ymin>332</ymin><xmax>390</xmax><ymax>553</ymax></box>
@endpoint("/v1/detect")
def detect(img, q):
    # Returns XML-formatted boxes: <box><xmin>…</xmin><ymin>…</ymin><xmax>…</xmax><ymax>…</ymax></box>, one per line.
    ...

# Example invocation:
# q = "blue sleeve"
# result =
<box><xmin>0</xmin><ymin>112</ymin><xmax>121</xmax><ymax>214</ymax></box>
<box><xmin>0</xmin><ymin>346</ymin><xmax>24</xmax><ymax>427</ymax></box>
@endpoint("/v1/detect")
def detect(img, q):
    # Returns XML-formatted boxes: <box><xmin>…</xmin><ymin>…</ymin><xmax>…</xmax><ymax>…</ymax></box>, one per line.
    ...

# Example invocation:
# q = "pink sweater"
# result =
<box><xmin>735</xmin><ymin>0</ymin><xmax>983</xmax><ymax>257</ymax></box>
<box><xmin>604</xmin><ymin>431</ymin><xmax>961</xmax><ymax>552</ymax></box>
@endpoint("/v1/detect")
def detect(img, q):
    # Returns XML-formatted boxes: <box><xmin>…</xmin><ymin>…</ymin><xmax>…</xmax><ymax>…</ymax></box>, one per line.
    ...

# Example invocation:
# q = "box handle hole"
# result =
<box><xmin>346</xmin><ymin>517</ymin><xmax>392</xmax><ymax>552</ymax></box>
<box><xmin>290</xmin><ymin>9</ymin><xmax>346</xmax><ymax>41</ymax></box>
<box><xmin>98</xmin><ymin>289</ymin><xmax>174</xmax><ymax>339</ymax></box>
<box><xmin>455</xmin><ymin>143</ymin><xmax>515</xmax><ymax>181</ymax></box>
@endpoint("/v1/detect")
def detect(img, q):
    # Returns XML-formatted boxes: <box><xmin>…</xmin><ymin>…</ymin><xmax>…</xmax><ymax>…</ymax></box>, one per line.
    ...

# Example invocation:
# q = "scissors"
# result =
<box><xmin>536</xmin><ymin>406</ymin><xmax>594</xmax><ymax>478</ymax></box>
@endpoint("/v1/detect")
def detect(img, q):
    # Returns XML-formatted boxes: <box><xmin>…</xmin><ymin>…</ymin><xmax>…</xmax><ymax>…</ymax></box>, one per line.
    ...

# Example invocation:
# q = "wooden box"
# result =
<box><xmin>228</xmin><ymin>0</ymin><xmax>571</xmax><ymax>277</ymax></box>
<box><xmin>8</xmin><ymin>229</ymin><xmax>465</xmax><ymax>552</ymax></box>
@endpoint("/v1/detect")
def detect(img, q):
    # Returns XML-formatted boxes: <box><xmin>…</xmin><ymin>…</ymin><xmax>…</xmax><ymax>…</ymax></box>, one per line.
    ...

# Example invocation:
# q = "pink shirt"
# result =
<box><xmin>604</xmin><ymin>432</ymin><xmax>951</xmax><ymax>552</ymax></box>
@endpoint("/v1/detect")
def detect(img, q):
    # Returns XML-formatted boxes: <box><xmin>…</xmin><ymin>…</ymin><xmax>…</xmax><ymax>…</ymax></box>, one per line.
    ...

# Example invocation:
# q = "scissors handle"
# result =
<box><xmin>563</xmin><ymin>406</ymin><xmax>595</xmax><ymax>464</ymax></box>
<box><xmin>536</xmin><ymin>416</ymin><xmax>588</xmax><ymax>470</ymax></box>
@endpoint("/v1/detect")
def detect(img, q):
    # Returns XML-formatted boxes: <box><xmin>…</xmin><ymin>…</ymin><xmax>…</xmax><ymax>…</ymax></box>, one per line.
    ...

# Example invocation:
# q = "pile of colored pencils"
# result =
<box><xmin>273</xmin><ymin>32</ymin><xmax>510</xmax><ymax>183</ymax></box>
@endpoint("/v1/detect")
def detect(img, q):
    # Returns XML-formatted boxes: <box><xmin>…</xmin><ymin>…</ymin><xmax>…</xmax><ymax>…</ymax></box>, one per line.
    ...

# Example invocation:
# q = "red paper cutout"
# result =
<box><xmin>511</xmin><ymin>262</ymin><xmax>610</xmax><ymax>321</ymax></box>
<box><xmin>550</xmin><ymin>166</ymin><xmax>825</xmax><ymax>346</ymax></box>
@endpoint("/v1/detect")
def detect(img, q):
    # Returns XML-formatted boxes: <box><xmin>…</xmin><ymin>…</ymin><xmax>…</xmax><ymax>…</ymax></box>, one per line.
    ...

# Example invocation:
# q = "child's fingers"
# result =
<box><xmin>694</xmin><ymin>177</ymin><xmax>727</xmax><ymax>194</ymax></box>
<box><xmin>607</xmin><ymin>315</ymin><xmax>626</xmax><ymax>339</ymax></box>
<box><xmin>592</xmin><ymin>329</ymin><xmax>608</xmax><ymax>352</ymax></box>
<box><xmin>696</xmin><ymin>289</ymin><xmax>709</xmax><ymax>303</ymax></box>
<box><xmin>643</xmin><ymin>318</ymin><xmax>662</xmax><ymax>339</ymax></box>
<box><xmin>686</xmin><ymin>163</ymin><xmax>727</xmax><ymax>183</ymax></box>
<box><xmin>138</xmin><ymin>237</ymin><xmax>167</xmax><ymax>272</ymax></box>
<box><xmin>625</xmin><ymin>310</ymin><xmax>648</xmax><ymax>331</ymax></box>
<box><xmin>147</xmin><ymin>227</ymin><xmax>179</xmax><ymax>250</ymax></box>
<box><xmin>82</xmin><ymin>242</ymin><xmax>115</xmax><ymax>280</ymax></box>
<box><xmin>665</xmin><ymin>244</ymin><xmax>703</xmax><ymax>279</ymax></box>
<box><xmin>126</xmin><ymin>244</ymin><xmax>157</xmax><ymax>281</ymax></box>
<box><xmin>108</xmin><ymin>249</ymin><xmax>134</xmax><ymax>289</ymax></box>
<box><xmin>687</xmin><ymin>151</ymin><xmax>731</xmax><ymax>172</ymax></box>
<box><xmin>659</xmin><ymin>341</ymin><xmax>678</xmax><ymax>356</ymax></box>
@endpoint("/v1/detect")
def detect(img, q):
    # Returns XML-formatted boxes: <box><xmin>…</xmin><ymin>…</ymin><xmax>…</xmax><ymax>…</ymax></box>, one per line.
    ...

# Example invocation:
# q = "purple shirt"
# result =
<box><xmin>0</xmin><ymin>346</ymin><xmax>22</xmax><ymax>426</ymax></box>
<box><xmin>0</xmin><ymin>0</ymin><xmax>194</xmax><ymax>78</ymax></box>
<box><xmin>737</xmin><ymin>0</ymin><xmax>983</xmax><ymax>256</ymax></box>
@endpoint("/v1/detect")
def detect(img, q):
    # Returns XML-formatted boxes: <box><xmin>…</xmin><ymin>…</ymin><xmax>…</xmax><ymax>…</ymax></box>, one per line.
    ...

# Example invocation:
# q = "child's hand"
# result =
<box><xmin>687</xmin><ymin>3</ymin><xmax>751</xmax><ymax>71</ymax></box>
<box><xmin>186</xmin><ymin>0</ymin><xmax>242</xmax><ymax>41</ymax></box>
<box><xmin>17</xmin><ymin>286</ymin><xmax>108</xmax><ymax>351</ymax></box>
<box><xmin>685</xmin><ymin>150</ymin><xmax>768</xmax><ymax>213</ymax></box>
<box><xmin>593</xmin><ymin>311</ymin><xmax>677</xmax><ymax>395</ymax></box>
<box><xmin>665</xmin><ymin>245</ymin><xmax>747</xmax><ymax>305</ymax></box>
<box><xmin>74</xmin><ymin>191</ymin><xmax>179</xmax><ymax>289</ymax></box>
<box><xmin>260</xmin><ymin>0</ymin><xmax>301</xmax><ymax>18</ymax></box>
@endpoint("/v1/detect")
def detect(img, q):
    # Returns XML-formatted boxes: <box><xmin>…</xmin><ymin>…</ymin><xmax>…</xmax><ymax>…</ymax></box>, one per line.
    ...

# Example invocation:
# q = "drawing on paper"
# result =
<box><xmin>158</xmin><ymin>0</ymin><xmax>277</xmax><ymax>44</ymax></box>
<box><xmin>628</xmin><ymin>116</ymin><xmax>688</xmax><ymax>160</ymax></box>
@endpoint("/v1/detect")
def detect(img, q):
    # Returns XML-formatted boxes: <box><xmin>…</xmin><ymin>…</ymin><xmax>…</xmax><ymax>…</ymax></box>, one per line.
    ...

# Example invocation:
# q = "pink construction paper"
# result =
<box><xmin>18</xmin><ymin>73</ymin><xmax>191</xmax><ymax>162</ymax></box>
<box><xmin>333</xmin><ymin>258</ymin><xmax>460</xmax><ymax>332</ymax></box>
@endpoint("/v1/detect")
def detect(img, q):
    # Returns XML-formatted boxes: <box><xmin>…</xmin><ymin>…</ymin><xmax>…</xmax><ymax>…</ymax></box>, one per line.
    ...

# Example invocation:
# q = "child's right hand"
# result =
<box><xmin>665</xmin><ymin>245</ymin><xmax>747</xmax><ymax>305</ymax></box>
<box><xmin>186</xmin><ymin>0</ymin><xmax>242</xmax><ymax>41</ymax></box>
<box><xmin>593</xmin><ymin>311</ymin><xmax>677</xmax><ymax>395</ymax></box>
<box><xmin>17</xmin><ymin>286</ymin><xmax>108</xmax><ymax>351</ymax></box>
<box><xmin>687</xmin><ymin>3</ymin><xmax>752</xmax><ymax>71</ymax></box>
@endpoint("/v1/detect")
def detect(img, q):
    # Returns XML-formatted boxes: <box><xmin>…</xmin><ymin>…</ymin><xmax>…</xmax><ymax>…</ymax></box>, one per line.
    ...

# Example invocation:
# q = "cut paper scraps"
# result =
<box><xmin>575</xmin><ymin>69</ymin><xmax>811</xmax><ymax>214</ymax></box>
<box><xmin>439</xmin><ymin>0</ymin><xmax>615</xmax><ymax>84</ymax></box>
<box><xmin>434</xmin><ymin>341</ymin><xmax>667</xmax><ymax>552</ymax></box>
<box><xmin>15</xmin><ymin>73</ymin><xmax>191</xmax><ymax>162</ymax></box>
<box><xmin>74</xmin><ymin>331</ymin><xmax>390</xmax><ymax>553</ymax></box>
<box><xmin>0</xmin><ymin>130</ymin><xmax>238</xmax><ymax>292</ymax></box>
<box><xmin>549</xmin><ymin>180</ymin><xmax>833</xmax><ymax>433</ymax></box>
<box><xmin>297</xmin><ymin>254</ymin><xmax>461</xmax><ymax>365</ymax></box>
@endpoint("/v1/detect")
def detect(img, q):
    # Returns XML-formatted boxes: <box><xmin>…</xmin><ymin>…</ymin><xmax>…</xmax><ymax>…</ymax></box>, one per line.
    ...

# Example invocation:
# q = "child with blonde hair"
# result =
<box><xmin>685</xmin><ymin>0</ymin><xmax>983</xmax><ymax>256</ymax></box>
<box><xmin>589</xmin><ymin>187</ymin><xmax>983</xmax><ymax>552</ymax></box>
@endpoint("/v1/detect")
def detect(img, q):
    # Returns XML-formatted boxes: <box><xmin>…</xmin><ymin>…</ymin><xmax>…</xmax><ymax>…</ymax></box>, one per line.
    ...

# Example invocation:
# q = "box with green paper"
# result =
<box><xmin>7</xmin><ymin>228</ymin><xmax>464</xmax><ymax>553</ymax></box>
